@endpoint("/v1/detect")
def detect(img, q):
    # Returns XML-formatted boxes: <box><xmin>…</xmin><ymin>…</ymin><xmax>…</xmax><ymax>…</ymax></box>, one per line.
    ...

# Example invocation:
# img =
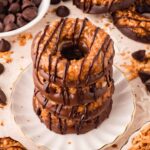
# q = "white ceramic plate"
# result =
<box><xmin>121</xmin><ymin>122</ymin><xmax>150</xmax><ymax>150</ymax></box>
<box><xmin>0</xmin><ymin>0</ymin><xmax>50</xmax><ymax>37</ymax></box>
<box><xmin>11</xmin><ymin>65</ymin><xmax>135</xmax><ymax>150</ymax></box>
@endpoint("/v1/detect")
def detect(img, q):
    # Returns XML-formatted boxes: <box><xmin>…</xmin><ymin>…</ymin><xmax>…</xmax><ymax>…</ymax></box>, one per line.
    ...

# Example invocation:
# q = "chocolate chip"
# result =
<box><xmin>17</xmin><ymin>16</ymin><xmax>28</xmax><ymax>27</ymax></box>
<box><xmin>0</xmin><ymin>22</ymin><xmax>4</xmax><ymax>32</ymax></box>
<box><xmin>51</xmin><ymin>0</ymin><xmax>61</xmax><ymax>5</ymax></box>
<box><xmin>62</xmin><ymin>0</ymin><xmax>71</xmax><ymax>2</ymax></box>
<box><xmin>56</xmin><ymin>6</ymin><xmax>70</xmax><ymax>17</ymax></box>
<box><xmin>0</xmin><ymin>39</ymin><xmax>11</xmax><ymax>52</ymax></box>
<box><xmin>8</xmin><ymin>0</ymin><xmax>15</xmax><ymax>4</ymax></box>
<box><xmin>138</xmin><ymin>70</ymin><xmax>150</xmax><ymax>83</ymax></box>
<box><xmin>0</xmin><ymin>63</ymin><xmax>4</xmax><ymax>75</ymax></box>
<box><xmin>0</xmin><ymin>14</ymin><xmax>6</xmax><ymax>22</ymax></box>
<box><xmin>0</xmin><ymin>2</ymin><xmax>4</xmax><ymax>13</ymax></box>
<box><xmin>4</xmin><ymin>22</ymin><xmax>18</xmax><ymax>31</ymax></box>
<box><xmin>132</xmin><ymin>50</ymin><xmax>146</xmax><ymax>62</ymax></box>
<box><xmin>32</xmin><ymin>0</ymin><xmax>42</xmax><ymax>6</ymax></box>
<box><xmin>22</xmin><ymin>1</ymin><xmax>35</xmax><ymax>10</ymax></box>
<box><xmin>9</xmin><ymin>2</ymin><xmax>21</xmax><ymax>13</ymax></box>
<box><xmin>0</xmin><ymin>88</ymin><xmax>7</xmax><ymax>106</ymax></box>
<box><xmin>2</xmin><ymin>0</ymin><xmax>9</xmax><ymax>7</ymax></box>
<box><xmin>145</xmin><ymin>79</ymin><xmax>150</xmax><ymax>92</ymax></box>
<box><xmin>22</xmin><ymin>7</ymin><xmax>37</xmax><ymax>21</ymax></box>
<box><xmin>3</xmin><ymin>14</ymin><xmax>15</xmax><ymax>25</ymax></box>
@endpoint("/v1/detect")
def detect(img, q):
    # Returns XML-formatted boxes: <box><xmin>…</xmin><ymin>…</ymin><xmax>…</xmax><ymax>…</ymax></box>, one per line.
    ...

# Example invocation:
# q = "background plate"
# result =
<box><xmin>11</xmin><ymin>65</ymin><xmax>135</xmax><ymax>150</ymax></box>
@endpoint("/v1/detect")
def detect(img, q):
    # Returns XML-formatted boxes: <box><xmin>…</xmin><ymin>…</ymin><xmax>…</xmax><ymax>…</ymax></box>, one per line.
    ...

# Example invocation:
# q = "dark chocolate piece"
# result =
<box><xmin>0</xmin><ymin>63</ymin><xmax>4</xmax><ymax>75</ymax></box>
<box><xmin>0</xmin><ymin>14</ymin><xmax>5</xmax><ymax>22</ymax></box>
<box><xmin>62</xmin><ymin>0</ymin><xmax>71</xmax><ymax>2</ymax></box>
<box><xmin>17</xmin><ymin>16</ymin><xmax>28</xmax><ymax>27</ymax></box>
<box><xmin>0</xmin><ymin>39</ymin><xmax>11</xmax><ymax>52</ymax></box>
<box><xmin>56</xmin><ymin>6</ymin><xmax>70</xmax><ymax>17</ymax></box>
<box><xmin>33</xmin><ymin>0</ymin><xmax>42</xmax><ymax>6</ymax></box>
<box><xmin>2</xmin><ymin>0</ymin><xmax>9</xmax><ymax>7</ymax></box>
<box><xmin>0</xmin><ymin>88</ymin><xmax>7</xmax><ymax>106</ymax></box>
<box><xmin>22</xmin><ymin>1</ymin><xmax>35</xmax><ymax>10</ymax></box>
<box><xmin>132</xmin><ymin>50</ymin><xmax>146</xmax><ymax>62</ymax></box>
<box><xmin>9</xmin><ymin>2</ymin><xmax>21</xmax><ymax>13</ymax></box>
<box><xmin>22</xmin><ymin>7</ymin><xmax>38</xmax><ymax>21</ymax></box>
<box><xmin>0</xmin><ymin>2</ymin><xmax>4</xmax><ymax>13</ymax></box>
<box><xmin>50</xmin><ymin>0</ymin><xmax>61</xmax><ymax>5</ymax></box>
<box><xmin>138</xmin><ymin>70</ymin><xmax>150</xmax><ymax>83</ymax></box>
<box><xmin>0</xmin><ymin>22</ymin><xmax>4</xmax><ymax>32</ymax></box>
<box><xmin>4</xmin><ymin>22</ymin><xmax>18</xmax><ymax>31</ymax></box>
<box><xmin>3</xmin><ymin>14</ymin><xmax>15</xmax><ymax>25</ymax></box>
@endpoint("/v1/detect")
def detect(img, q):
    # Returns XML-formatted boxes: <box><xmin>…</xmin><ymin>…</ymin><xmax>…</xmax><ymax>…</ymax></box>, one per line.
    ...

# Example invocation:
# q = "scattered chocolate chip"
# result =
<box><xmin>132</xmin><ymin>50</ymin><xmax>146</xmax><ymax>62</ymax></box>
<box><xmin>33</xmin><ymin>0</ymin><xmax>42</xmax><ymax>6</ymax></box>
<box><xmin>138</xmin><ymin>70</ymin><xmax>150</xmax><ymax>83</ymax></box>
<box><xmin>0</xmin><ymin>22</ymin><xmax>4</xmax><ymax>32</ymax></box>
<box><xmin>22</xmin><ymin>7</ymin><xmax>37</xmax><ymax>21</ymax></box>
<box><xmin>145</xmin><ymin>79</ymin><xmax>150</xmax><ymax>92</ymax></box>
<box><xmin>4</xmin><ymin>22</ymin><xmax>18</xmax><ymax>32</ymax></box>
<box><xmin>0</xmin><ymin>88</ymin><xmax>7</xmax><ymax>106</ymax></box>
<box><xmin>17</xmin><ymin>16</ymin><xmax>28</xmax><ymax>27</ymax></box>
<box><xmin>0</xmin><ymin>63</ymin><xmax>4</xmax><ymax>75</ymax></box>
<box><xmin>56</xmin><ymin>5</ymin><xmax>70</xmax><ymax>17</ymax></box>
<box><xmin>51</xmin><ymin>0</ymin><xmax>61</xmax><ymax>4</ymax></box>
<box><xmin>3</xmin><ymin>14</ymin><xmax>15</xmax><ymax>25</ymax></box>
<box><xmin>9</xmin><ymin>2</ymin><xmax>21</xmax><ymax>13</ymax></box>
<box><xmin>0</xmin><ymin>39</ymin><xmax>11</xmax><ymax>52</ymax></box>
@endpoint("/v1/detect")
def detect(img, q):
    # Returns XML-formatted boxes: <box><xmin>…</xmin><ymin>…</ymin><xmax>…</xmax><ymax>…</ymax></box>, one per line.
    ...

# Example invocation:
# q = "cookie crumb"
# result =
<box><xmin>17</xmin><ymin>32</ymin><xmax>32</xmax><ymax>46</ymax></box>
<box><xmin>117</xmin><ymin>51</ymin><xmax>150</xmax><ymax>81</ymax></box>
<box><xmin>112</xmin><ymin>144</ymin><xmax>118</xmax><ymax>148</ymax></box>
<box><xmin>0</xmin><ymin>121</ymin><xmax>4</xmax><ymax>126</ymax></box>
<box><xmin>0</xmin><ymin>51</ymin><xmax>13</xmax><ymax>63</ymax></box>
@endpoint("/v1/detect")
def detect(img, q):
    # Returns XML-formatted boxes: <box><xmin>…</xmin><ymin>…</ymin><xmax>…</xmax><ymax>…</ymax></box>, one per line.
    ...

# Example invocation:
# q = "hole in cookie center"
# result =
<box><xmin>60</xmin><ymin>43</ymin><xmax>87</xmax><ymax>60</ymax></box>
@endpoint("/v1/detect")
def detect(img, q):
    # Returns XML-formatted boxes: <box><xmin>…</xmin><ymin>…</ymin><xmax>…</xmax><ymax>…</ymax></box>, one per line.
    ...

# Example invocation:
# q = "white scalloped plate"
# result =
<box><xmin>121</xmin><ymin>122</ymin><xmax>150</xmax><ymax>150</ymax></box>
<box><xmin>11</xmin><ymin>65</ymin><xmax>135</xmax><ymax>150</ymax></box>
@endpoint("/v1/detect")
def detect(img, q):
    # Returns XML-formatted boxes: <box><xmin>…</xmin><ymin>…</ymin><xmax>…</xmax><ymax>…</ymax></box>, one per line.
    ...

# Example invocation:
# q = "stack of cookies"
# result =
<box><xmin>32</xmin><ymin>18</ymin><xmax>115</xmax><ymax>134</ymax></box>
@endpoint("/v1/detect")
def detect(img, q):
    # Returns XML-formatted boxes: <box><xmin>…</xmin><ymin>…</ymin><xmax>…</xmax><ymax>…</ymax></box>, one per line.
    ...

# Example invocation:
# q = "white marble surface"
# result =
<box><xmin>0</xmin><ymin>2</ymin><xmax>150</xmax><ymax>150</ymax></box>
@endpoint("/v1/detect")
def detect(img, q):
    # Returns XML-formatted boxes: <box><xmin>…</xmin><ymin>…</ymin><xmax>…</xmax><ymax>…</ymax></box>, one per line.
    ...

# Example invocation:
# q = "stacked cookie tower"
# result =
<box><xmin>32</xmin><ymin>18</ymin><xmax>115</xmax><ymax>134</ymax></box>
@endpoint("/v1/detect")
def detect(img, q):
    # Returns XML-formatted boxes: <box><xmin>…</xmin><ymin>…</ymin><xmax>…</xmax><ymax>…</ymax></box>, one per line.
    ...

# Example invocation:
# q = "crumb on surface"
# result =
<box><xmin>0</xmin><ymin>121</ymin><xmax>4</xmax><ymax>126</ymax></box>
<box><xmin>68</xmin><ymin>141</ymin><xmax>72</xmax><ymax>144</ymax></box>
<box><xmin>112</xmin><ymin>144</ymin><xmax>118</xmax><ymax>148</ymax></box>
<box><xmin>0</xmin><ymin>51</ymin><xmax>13</xmax><ymax>63</ymax></box>
<box><xmin>116</xmin><ymin>51</ymin><xmax>150</xmax><ymax>81</ymax></box>
<box><xmin>17</xmin><ymin>32</ymin><xmax>33</xmax><ymax>46</ymax></box>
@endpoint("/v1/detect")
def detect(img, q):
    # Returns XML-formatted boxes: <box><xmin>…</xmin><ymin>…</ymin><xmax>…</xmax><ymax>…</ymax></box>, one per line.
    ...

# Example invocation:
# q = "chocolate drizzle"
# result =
<box><xmin>85</xmin><ymin>35</ymin><xmax>111</xmax><ymax>84</ymax></box>
<box><xmin>82</xmin><ymin>0</ymin><xmax>115</xmax><ymax>13</ymax></box>
<box><xmin>36</xmin><ymin>19</ymin><xmax>63</xmax><ymax>84</ymax></box>
<box><xmin>34</xmin><ymin>25</ymin><xmax>49</xmax><ymax>68</ymax></box>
